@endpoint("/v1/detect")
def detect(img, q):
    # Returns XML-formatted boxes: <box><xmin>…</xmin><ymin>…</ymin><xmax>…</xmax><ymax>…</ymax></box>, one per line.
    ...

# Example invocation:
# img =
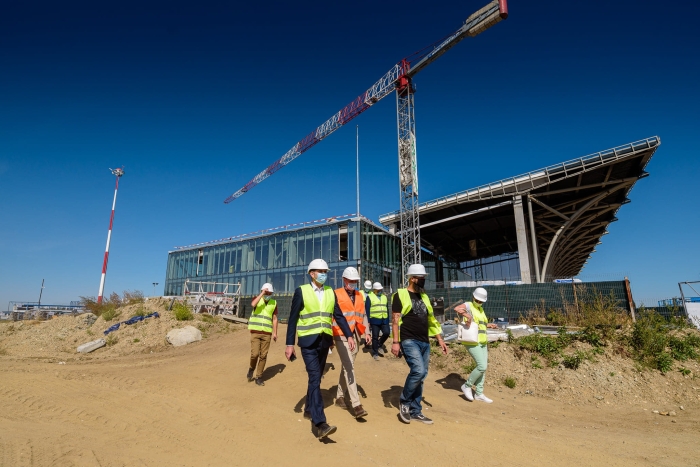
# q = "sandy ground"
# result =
<box><xmin>1</xmin><ymin>324</ymin><xmax>699</xmax><ymax>467</ymax></box>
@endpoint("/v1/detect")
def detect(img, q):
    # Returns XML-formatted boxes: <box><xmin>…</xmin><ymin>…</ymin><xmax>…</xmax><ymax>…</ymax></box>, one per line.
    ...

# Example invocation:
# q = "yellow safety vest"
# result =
<box><xmin>396</xmin><ymin>288</ymin><xmax>442</xmax><ymax>341</ymax></box>
<box><xmin>368</xmin><ymin>292</ymin><xmax>388</xmax><ymax>320</ymax></box>
<box><xmin>297</xmin><ymin>283</ymin><xmax>334</xmax><ymax>337</ymax></box>
<box><xmin>248</xmin><ymin>298</ymin><xmax>276</xmax><ymax>333</ymax></box>
<box><xmin>462</xmin><ymin>301</ymin><xmax>488</xmax><ymax>346</ymax></box>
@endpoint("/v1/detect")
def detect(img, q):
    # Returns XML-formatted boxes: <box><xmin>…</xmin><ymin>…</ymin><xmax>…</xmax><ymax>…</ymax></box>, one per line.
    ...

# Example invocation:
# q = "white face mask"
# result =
<box><xmin>346</xmin><ymin>282</ymin><xmax>357</xmax><ymax>291</ymax></box>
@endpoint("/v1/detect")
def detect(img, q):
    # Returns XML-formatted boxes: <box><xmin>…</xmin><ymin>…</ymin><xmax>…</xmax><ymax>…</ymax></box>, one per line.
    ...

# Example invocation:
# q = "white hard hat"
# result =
<box><xmin>473</xmin><ymin>287</ymin><xmax>488</xmax><ymax>302</ymax></box>
<box><xmin>364</xmin><ymin>280</ymin><xmax>372</xmax><ymax>289</ymax></box>
<box><xmin>406</xmin><ymin>264</ymin><xmax>427</xmax><ymax>277</ymax></box>
<box><xmin>261</xmin><ymin>283</ymin><xmax>274</xmax><ymax>293</ymax></box>
<box><xmin>342</xmin><ymin>267</ymin><xmax>361</xmax><ymax>281</ymax></box>
<box><xmin>372</xmin><ymin>282</ymin><xmax>383</xmax><ymax>290</ymax></box>
<box><xmin>307</xmin><ymin>258</ymin><xmax>329</xmax><ymax>272</ymax></box>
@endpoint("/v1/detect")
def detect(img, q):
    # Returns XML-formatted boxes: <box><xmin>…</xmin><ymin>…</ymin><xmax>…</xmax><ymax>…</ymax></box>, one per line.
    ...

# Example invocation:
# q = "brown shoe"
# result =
<box><xmin>353</xmin><ymin>405</ymin><xmax>368</xmax><ymax>418</ymax></box>
<box><xmin>335</xmin><ymin>397</ymin><xmax>347</xmax><ymax>409</ymax></box>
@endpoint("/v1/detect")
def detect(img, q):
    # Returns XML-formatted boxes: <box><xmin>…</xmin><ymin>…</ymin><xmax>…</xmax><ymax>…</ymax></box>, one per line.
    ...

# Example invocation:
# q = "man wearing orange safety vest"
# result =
<box><xmin>332</xmin><ymin>267</ymin><xmax>371</xmax><ymax>419</ymax></box>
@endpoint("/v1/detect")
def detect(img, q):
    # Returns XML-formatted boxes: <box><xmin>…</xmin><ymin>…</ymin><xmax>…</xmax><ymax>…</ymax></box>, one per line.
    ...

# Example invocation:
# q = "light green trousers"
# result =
<box><xmin>465</xmin><ymin>343</ymin><xmax>488</xmax><ymax>396</ymax></box>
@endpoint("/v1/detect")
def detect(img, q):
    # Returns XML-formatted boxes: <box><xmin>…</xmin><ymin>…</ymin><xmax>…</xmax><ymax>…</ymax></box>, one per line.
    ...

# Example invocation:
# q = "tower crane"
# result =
<box><xmin>224</xmin><ymin>0</ymin><xmax>508</xmax><ymax>275</ymax></box>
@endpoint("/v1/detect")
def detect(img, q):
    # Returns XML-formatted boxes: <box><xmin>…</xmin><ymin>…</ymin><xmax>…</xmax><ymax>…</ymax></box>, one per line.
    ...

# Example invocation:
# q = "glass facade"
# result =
<box><xmin>164</xmin><ymin>219</ymin><xmax>470</xmax><ymax>297</ymax></box>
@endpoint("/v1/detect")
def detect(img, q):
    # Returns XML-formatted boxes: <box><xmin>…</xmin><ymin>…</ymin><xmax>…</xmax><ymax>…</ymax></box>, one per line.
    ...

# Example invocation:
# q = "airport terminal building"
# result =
<box><xmin>163</xmin><ymin>215</ymin><xmax>468</xmax><ymax>297</ymax></box>
<box><xmin>164</xmin><ymin>137</ymin><xmax>659</xmax><ymax>295</ymax></box>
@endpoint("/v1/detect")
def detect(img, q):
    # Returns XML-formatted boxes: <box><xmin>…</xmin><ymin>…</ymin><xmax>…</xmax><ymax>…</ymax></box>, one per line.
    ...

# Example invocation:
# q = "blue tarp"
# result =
<box><xmin>104</xmin><ymin>312</ymin><xmax>160</xmax><ymax>335</ymax></box>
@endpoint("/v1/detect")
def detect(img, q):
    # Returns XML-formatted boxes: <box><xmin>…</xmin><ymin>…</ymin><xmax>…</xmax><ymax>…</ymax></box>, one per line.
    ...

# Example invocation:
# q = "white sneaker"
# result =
<box><xmin>474</xmin><ymin>393</ymin><xmax>493</xmax><ymax>404</ymax></box>
<box><xmin>461</xmin><ymin>383</ymin><xmax>474</xmax><ymax>401</ymax></box>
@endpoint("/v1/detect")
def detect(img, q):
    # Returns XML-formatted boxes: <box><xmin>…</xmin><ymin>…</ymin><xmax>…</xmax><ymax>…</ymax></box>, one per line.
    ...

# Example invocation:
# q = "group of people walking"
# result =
<box><xmin>245</xmin><ymin>258</ymin><xmax>496</xmax><ymax>440</ymax></box>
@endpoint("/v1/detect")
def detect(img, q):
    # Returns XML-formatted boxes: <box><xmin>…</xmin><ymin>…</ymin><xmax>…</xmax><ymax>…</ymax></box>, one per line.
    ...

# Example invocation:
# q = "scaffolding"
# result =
<box><xmin>183</xmin><ymin>280</ymin><xmax>242</xmax><ymax>316</ymax></box>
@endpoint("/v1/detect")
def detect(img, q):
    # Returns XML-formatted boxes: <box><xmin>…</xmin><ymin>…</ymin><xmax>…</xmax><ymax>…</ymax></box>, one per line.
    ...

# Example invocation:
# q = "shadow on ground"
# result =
<box><xmin>260</xmin><ymin>364</ymin><xmax>286</xmax><ymax>382</ymax></box>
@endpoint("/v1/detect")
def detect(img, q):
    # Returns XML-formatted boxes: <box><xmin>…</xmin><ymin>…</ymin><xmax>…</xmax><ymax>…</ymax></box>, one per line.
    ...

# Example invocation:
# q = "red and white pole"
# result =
<box><xmin>98</xmin><ymin>168</ymin><xmax>124</xmax><ymax>304</ymax></box>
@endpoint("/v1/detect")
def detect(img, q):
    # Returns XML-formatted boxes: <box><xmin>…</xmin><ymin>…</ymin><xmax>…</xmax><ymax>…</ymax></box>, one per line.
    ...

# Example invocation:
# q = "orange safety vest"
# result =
<box><xmin>332</xmin><ymin>288</ymin><xmax>367</xmax><ymax>337</ymax></box>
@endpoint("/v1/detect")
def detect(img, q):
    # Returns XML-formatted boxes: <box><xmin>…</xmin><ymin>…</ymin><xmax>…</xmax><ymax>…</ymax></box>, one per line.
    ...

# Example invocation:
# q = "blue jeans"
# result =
<box><xmin>399</xmin><ymin>339</ymin><xmax>431</xmax><ymax>416</ymax></box>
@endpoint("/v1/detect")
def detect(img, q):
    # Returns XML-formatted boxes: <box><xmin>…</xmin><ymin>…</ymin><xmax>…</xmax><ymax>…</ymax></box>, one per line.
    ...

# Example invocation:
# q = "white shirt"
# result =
<box><xmin>311</xmin><ymin>281</ymin><xmax>326</xmax><ymax>304</ymax></box>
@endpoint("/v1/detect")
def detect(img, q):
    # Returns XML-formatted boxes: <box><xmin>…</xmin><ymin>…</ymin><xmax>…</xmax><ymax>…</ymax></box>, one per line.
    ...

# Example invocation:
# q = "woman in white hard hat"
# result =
<box><xmin>454</xmin><ymin>287</ymin><xmax>498</xmax><ymax>403</ymax></box>
<box><xmin>247</xmin><ymin>283</ymin><xmax>278</xmax><ymax>386</ymax></box>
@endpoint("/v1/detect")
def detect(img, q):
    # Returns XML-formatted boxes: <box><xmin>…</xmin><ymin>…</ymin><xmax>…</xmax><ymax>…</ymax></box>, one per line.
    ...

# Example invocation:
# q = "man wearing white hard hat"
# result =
<box><xmin>362</xmin><ymin>280</ymin><xmax>372</xmax><ymax>300</ymax></box>
<box><xmin>454</xmin><ymin>287</ymin><xmax>498</xmax><ymax>403</ymax></box>
<box><xmin>332</xmin><ymin>267</ymin><xmax>371</xmax><ymax>419</ymax></box>
<box><xmin>366</xmin><ymin>282</ymin><xmax>390</xmax><ymax>360</ymax></box>
<box><xmin>391</xmin><ymin>263</ymin><xmax>448</xmax><ymax>425</ymax></box>
<box><xmin>285</xmin><ymin>259</ymin><xmax>355</xmax><ymax>439</ymax></box>
<box><xmin>248</xmin><ymin>283</ymin><xmax>278</xmax><ymax>386</ymax></box>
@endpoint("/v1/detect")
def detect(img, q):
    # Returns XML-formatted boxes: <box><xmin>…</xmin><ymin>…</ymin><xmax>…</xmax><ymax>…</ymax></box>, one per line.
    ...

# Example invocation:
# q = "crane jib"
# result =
<box><xmin>223</xmin><ymin>0</ymin><xmax>507</xmax><ymax>204</ymax></box>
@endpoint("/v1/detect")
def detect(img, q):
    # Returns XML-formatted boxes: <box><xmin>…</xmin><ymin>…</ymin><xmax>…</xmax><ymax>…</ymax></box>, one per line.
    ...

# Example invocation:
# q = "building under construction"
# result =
<box><xmin>164</xmin><ymin>137</ymin><xmax>659</xmax><ymax>295</ymax></box>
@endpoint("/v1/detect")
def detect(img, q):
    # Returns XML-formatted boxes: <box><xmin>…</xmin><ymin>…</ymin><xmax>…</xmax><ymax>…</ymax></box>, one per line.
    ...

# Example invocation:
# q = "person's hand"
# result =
<box><xmin>285</xmin><ymin>345</ymin><xmax>295</xmax><ymax>361</ymax></box>
<box><xmin>439</xmin><ymin>339</ymin><xmax>449</xmax><ymax>355</ymax></box>
<box><xmin>365</xmin><ymin>333</ymin><xmax>372</xmax><ymax>344</ymax></box>
<box><xmin>463</xmin><ymin>314</ymin><xmax>473</xmax><ymax>326</ymax></box>
<box><xmin>272</xmin><ymin>332</ymin><xmax>278</xmax><ymax>342</ymax></box>
<box><xmin>391</xmin><ymin>342</ymin><xmax>401</xmax><ymax>357</ymax></box>
<box><xmin>487</xmin><ymin>323</ymin><xmax>498</xmax><ymax>329</ymax></box>
<box><xmin>347</xmin><ymin>336</ymin><xmax>356</xmax><ymax>352</ymax></box>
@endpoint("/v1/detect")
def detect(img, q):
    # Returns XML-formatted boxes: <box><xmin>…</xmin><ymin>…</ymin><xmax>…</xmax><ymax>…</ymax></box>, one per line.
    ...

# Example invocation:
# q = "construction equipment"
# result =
<box><xmin>183</xmin><ymin>280</ymin><xmax>242</xmax><ymax>316</ymax></box>
<box><xmin>223</xmin><ymin>1</ymin><xmax>508</xmax><ymax>277</ymax></box>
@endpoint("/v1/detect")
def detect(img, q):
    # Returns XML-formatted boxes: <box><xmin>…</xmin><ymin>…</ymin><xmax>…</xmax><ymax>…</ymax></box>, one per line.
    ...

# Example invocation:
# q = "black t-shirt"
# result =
<box><xmin>392</xmin><ymin>291</ymin><xmax>429</xmax><ymax>343</ymax></box>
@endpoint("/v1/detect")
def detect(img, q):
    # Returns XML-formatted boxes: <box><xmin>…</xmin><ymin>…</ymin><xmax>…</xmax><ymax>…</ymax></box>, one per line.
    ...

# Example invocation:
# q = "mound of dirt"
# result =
<box><xmin>430</xmin><ymin>340</ymin><xmax>700</xmax><ymax>408</ymax></box>
<box><xmin>0</xmin><ymin>298</ymin><xmax>245</xmax><ymax>361</ymax></box>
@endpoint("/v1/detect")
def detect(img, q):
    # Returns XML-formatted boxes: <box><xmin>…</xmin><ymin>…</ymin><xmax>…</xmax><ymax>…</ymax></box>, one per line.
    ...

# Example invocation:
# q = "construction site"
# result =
<box><xmin>2</xmin><ymin>0</ymin><xmax>700</xmax><ymax>465</ymax></box>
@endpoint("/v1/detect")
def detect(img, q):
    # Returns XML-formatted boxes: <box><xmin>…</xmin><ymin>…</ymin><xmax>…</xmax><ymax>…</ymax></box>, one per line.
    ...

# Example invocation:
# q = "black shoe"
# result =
<box><xmin>303</xmin><ymin>411</ymin><xmax>312</xmax><ymax>420</ymax></box>
<box><xmin>410</xmin><ymin>413</ymin><xmax>433</xmax><ymax>425</ymax></box>
<box><xmin>255</xmin><ymin>378</ymin><xmax>265</xmax><ymax>386</ymax></box>
<box><xmin>313</xmin><ymin>422</ymin><xmax>337</xmax><ymax>439</ymax></box>
<box><xmin>399</xmin><ymin>404</ymin><xmax>411</xmax><ymax>424</ymax></box>
<box><xmin>246</xmin><ymin>369</ymin><xmax>254</xmax><ymax>382</ymax></box>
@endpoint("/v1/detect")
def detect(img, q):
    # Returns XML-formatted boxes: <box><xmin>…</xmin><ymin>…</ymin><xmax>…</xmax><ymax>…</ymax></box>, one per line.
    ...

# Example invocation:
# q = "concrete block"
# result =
<box><xmin>77</xmin><ymin>338</ymin><xmax>106</xmax><ymax>353</ymax></box>
<box><xmin>166</xmin><ymin>326</ymin><xmax>202</xmax><ymax>347</ymax></box>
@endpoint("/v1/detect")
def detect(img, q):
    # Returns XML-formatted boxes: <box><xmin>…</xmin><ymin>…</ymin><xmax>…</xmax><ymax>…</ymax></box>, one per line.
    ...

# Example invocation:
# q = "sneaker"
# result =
<box><xmin>303</xmin><ymin>411</ymin><xmax>312</xmax><ymax>420</ymax></box>
<box><xmin>474</xmin><ymin>393</ymin><xmax>493</xmax><ymax>404</ymax></box>
<box><xmin>335</xmin><ymin>397</ymin><xmax>347</xmax><ymax>409</ymax></box>
<box><xmin>461</xmin><ymin>383</ymin><xmax>474</xmax><ymax>401</ymax></box>
<box><xmin>377</xmin><ymin>348</ymin><xmax>385</xmax><ymax>356</ymax></box>
<box><xmin>373</xmin><ymin>354</ymin><xmax>379</xmax><ymax>361</ymax></box>
<box><xmin>313</xmin><ymin>422</ymin><xmax>337</xmax><ymax>439</ymax></box>
<box><xmin>410</xmin><ymin>413</ymin><xmax>434</xmax><ymax>424</ymax></box>
<box><xmin>246</xmin><ymin>369</ymin><xmax>254</xmax><ymax>382</ymax></box>
<box><xmin>353</xmin><ymin>405</ymin><xmax>368</xmax><ymax>419</ymax></box>
<box><xmin>399</xmin><ymin>404</ymin><xmax>411</xmax><ymax>424</ymax></box>
<box><xmin>255</xmin><ymin>378</ymin><xmax>265</xmax><ymax>386</ymax></box>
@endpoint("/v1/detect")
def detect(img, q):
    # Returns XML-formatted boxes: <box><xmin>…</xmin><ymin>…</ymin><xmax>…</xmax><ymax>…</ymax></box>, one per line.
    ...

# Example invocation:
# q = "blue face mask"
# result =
<box><xmin>375</xmin><ymin>291</ymin><xmax>382</xmax><ymax>295</ymax></box>
<box><xmin>346</xmin><ymin>282</ymin><xmax>357</xmax><ymax>291</ymax></box>
<box><xmin>315</xmin><ymin>273</ymin><xmax>327</xmax><ymax>284</ymax></box>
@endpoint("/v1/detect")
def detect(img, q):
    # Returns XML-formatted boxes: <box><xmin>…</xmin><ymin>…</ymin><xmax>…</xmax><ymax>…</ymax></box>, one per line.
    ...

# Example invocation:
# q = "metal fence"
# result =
<box><xmin>237</xmin><ymin>280</ymin><xmax>633</xmax><ymax>324</ymax></box>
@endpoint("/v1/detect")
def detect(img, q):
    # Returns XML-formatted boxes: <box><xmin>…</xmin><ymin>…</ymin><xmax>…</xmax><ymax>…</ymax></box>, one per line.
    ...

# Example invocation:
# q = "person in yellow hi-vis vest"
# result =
<box><xmin>247</xmin><ymin>283</ymin><xmax>278</xmax><ymax>386</ymax></box>
<box><xmin>454</xmin><ymin>287</ymin><xmax>499</xmax><ymax>403</ymax></box>
<box><xmin>367</xmin><ymin>282</ymin><xmax>390</xmax><ymax>361</ymax></box>
<box><xmin>391</xmin><ymin>264</ymin><xmax>448</xmax><ymax>425</ymax></box>
<box><xmin>285</xmin><ymin>259</ymin><xmax>355</xmax><ymax>440</ymax></box>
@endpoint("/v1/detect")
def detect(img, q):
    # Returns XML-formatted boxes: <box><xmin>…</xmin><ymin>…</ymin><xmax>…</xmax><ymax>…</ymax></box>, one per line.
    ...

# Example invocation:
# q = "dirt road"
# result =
<box><xmin>1</xmin><ymin>325</ymin><xmax>698</xmax><ymax>466</ymax></box>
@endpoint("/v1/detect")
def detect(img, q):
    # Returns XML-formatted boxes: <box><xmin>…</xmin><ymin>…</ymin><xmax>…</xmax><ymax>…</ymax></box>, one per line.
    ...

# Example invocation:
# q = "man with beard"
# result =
<box><xmin>391</xmin><ymin>263</ymin><xmax>448</xmax><ymax>425</ymax></box>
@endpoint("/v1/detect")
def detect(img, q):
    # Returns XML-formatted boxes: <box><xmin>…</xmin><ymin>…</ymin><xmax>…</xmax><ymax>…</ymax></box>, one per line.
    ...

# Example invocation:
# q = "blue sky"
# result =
<box><xmin>1</xmin><ymin>0</ymin><xmax>698</xmax><ymax>309</ymax></box>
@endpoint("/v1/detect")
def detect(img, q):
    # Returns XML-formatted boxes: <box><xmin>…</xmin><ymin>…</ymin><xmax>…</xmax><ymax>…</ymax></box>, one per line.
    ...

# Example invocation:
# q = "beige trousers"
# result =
<box><xmin>249</xmin><ymin>333</ymin><xmax>272</xmax><ymax>379</ymax></box>
<box><xmin>334</xmin><ymin>332</ymin><xmax>361</xmax><ymax>408</ymax></box>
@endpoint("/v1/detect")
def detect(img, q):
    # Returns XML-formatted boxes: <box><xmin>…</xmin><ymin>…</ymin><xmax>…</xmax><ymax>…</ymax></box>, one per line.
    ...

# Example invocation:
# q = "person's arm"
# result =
<box><xmin>390</xmin><ymin>293</ymin><xmax>402</xmax><ymax>357</ymax></box>
<box><xmin>285</xmin><ymin>288</ymin><xmax>303</xmax><ymax>349</ymax></box>
<box><xmin>362</xmin><ymin>309</ymin><xmax>371</xmax><ymax>343</ymax></box>
<box><xmin>251</xmin><ymin>290</ymin><xmax>266</xmax><ymax>307</ymax></box>
<box><xmin>272</xmin><ymin>305</ymin><xmax>278</xmax><ymax>342</ymax></box>
<box><xmin>365</xmin><ymin>296</ymin><xmax>371</xmax><ymax>315</ymax></box>
<box><xmin>454</xmin><ymin>303</ymin><xmax>473</xmax><ymax>325</ymax></box>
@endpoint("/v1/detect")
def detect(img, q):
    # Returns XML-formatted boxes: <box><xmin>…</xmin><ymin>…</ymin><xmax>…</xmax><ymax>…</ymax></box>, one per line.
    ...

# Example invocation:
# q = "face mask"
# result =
<box><xmin>346</xmin><ymin>282</ymin><xmax>357</xmax><ymax>291</ymax></box>
<box><xmin>375</xmin><ymin>291</ymin><xmax>382</xmax><ymax>295</ymax></box>
<box><xmin>315</xmin><ymin>273</ymin><xmax>327</xmax><ymax>284</ymax></box>
<box><xmin>415</xmin><ymin>277</ymin><xmax>426</xmax><ymax>289</ymax></box>
<box><xmin>264</xmin><ymin>295</ymin><xmax>272</xmax><ymax>302</ymax></box>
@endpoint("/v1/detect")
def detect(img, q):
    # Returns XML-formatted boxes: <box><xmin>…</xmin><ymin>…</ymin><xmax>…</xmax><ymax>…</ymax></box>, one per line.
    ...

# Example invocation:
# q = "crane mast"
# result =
<box><xmin>224</xmin><ymin>0</ymin><xmax>508</xmax><ymax>277</ymax></box>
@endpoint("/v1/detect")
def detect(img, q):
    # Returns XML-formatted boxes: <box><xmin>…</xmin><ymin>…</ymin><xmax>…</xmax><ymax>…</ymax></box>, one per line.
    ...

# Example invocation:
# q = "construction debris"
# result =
<box><xmin>77</xmin><ymin>338</ymin><xmax>106</xmax><ymax>353</ymax></box>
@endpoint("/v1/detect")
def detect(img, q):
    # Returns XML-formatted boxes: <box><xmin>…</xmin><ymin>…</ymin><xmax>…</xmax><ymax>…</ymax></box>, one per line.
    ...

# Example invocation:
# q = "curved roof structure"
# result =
<box><xmin>379</xmin><ymin>137</ymin><xmax>660</xmax><ymax>281</ymax></box>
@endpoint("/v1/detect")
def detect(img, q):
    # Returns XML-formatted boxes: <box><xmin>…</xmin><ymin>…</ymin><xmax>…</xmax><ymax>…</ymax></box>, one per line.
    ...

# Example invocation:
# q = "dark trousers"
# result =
<box><xmin>300</xmin><ymin>335</ymin><xmax>332</xmax><ymax>426</ymax></box>
<box><xmin>371</xmin><ymin>323</ymin><xmax>391</xmax><ymax>356</ymax></box>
